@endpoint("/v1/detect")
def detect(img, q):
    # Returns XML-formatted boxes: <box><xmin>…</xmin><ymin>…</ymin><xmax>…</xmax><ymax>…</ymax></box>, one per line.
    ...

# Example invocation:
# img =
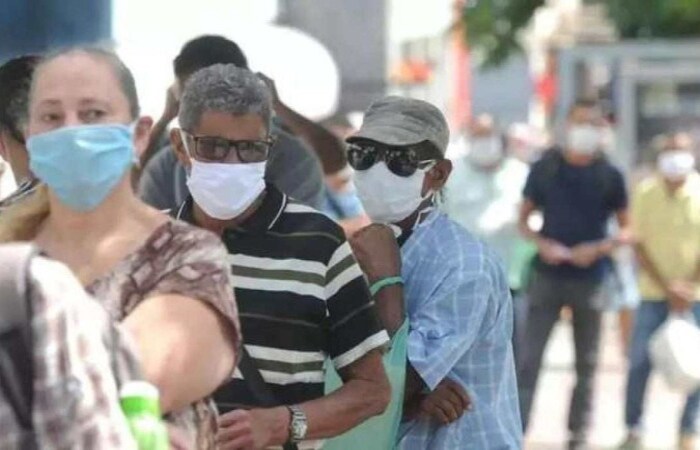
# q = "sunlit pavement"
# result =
<box><xmin>525</xmin><ymin>314</ymin><xmax>687</xmax><ymax>450</ymax></box>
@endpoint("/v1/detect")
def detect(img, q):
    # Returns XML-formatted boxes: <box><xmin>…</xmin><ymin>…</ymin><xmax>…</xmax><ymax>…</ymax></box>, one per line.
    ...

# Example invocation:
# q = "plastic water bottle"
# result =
<box><xmin>120</xmin><ymin>381</ymin><xmax>169</xmax><ymax>450</ymax></box>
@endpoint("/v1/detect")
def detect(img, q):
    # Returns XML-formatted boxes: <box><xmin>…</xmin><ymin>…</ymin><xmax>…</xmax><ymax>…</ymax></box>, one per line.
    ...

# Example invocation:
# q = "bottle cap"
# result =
<box><xmin>120</xmin><ymin>381</ymin><xmax>161</xmax><ymax>417</ymax></box>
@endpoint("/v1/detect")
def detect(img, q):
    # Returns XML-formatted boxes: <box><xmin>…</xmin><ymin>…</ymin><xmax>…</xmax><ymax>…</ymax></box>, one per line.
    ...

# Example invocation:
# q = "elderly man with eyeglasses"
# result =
<box><xmin>169</xmin><ymin>64</ymin><xmax>390</xmax><ymax>450</ymax></box>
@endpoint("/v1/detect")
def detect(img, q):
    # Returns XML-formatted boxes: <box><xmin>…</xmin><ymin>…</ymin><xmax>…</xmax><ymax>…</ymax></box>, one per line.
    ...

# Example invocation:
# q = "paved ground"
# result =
<box><xmin>525</xmin><ymin>314</ymin><xmax>688</xmax><ymax>450</ymax></box>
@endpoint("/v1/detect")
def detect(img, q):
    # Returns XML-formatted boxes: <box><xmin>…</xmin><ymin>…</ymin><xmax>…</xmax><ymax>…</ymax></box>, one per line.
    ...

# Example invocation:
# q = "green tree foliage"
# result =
<box><xmin>464</xmin><ymin>0</ymin><xmax>700</xmax><ymax>67</ymax></box>
<box><xmin>609</xmin><ymin>0</ymin><xmax>700</xmax><ymax>38</ymax></box>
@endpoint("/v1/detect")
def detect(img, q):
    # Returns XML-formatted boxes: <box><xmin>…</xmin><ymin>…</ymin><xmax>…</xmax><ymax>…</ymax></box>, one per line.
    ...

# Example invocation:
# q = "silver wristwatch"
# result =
<box><xmin>287</xmin><ymin>405</ymin><xmax>308</xmax><ymax>443</ymax></box>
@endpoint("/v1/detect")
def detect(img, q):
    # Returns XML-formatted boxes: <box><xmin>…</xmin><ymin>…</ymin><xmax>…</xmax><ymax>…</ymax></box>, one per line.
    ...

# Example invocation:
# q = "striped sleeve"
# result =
<box><xmin>325</xmin><ymin>241</ymin><xmax>389</xmax><ymax>369</ymax></box>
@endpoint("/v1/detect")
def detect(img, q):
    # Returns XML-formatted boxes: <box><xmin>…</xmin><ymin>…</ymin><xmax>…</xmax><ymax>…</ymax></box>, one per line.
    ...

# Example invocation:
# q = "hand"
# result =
<box><xmin>569</xmin><ymin>242</ymin><xmax>602</xmax><ymax>268</ymax></box>
<box><xmin>217</xmin><ymin>408</ymin><xmax>286</xmax><ymax>450</ymax></box>
<box><xmin>666</xmin><ymin>280</ymin><xmax>695</xmax><ymax>313</ymax></box>
<box><xmin>536</xmin><ymin>238</ymin><xmax>572</xmax><ymax>266</ymax></box>
<box><xmin>418</xmin><ymin>378</ymin><xmax>472</xmax><ymax>425</ymax></box>
<box><xmin>349</xmin><ymin>224</ymin><xmax>401</xmax><ymax>283</ymax></box>
<box><xmin>161</xmin><ymin>83</ymin><xmax>180</xmax><ymax>123</ymax></box>
<box><xmin>256</xmin><ymin>72</ymin><xmax>281</xmax><ymax>108</ymax></box>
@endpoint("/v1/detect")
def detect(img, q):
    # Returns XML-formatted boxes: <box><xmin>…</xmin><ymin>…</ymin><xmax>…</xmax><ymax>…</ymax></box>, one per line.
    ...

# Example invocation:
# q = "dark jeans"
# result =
<box><xmin>625</xmin><ymin>301</ymin><xmax>700</xmax><ymax>434</ymax></box>
<box><xmin>517</xmin><ymin>269</ymin><xmax>606</xmax><ymax>437</ymax></box>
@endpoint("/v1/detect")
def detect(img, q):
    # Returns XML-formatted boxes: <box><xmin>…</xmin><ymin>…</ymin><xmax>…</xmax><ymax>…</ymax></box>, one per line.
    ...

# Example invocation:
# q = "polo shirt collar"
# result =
<box><xmin>175</xmin><ymin>183</ymin><xmax>288</xmax><ymax>233</ymax></box>
<box><xmin>658</xmin><ymin>172</ymin><xmax>700</xmax><ymax>199</ymax></box>
<box><xmin>679</xmin><ymin>172</ymin><xmax>700</xmax><ymax>197</ymax></box>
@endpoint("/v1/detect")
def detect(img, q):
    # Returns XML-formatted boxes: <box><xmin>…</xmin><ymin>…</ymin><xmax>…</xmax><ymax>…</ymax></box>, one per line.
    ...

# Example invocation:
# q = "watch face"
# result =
<box><xmin>291</xmin><ymin>413</ymin><xmax>308</xmax><ymax>441</ymax></box>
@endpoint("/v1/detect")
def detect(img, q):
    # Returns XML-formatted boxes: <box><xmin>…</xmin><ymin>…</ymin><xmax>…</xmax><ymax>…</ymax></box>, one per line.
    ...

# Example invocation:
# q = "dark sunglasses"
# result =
<box><xmin>182</xmin><ymin>131</ymin><xmax>274</xmax><ymax>163</ymax></box>
<box><xmin>347</xmin><ymin>141</ymin><xmax>437</xmax><ymax>177</ymax></box>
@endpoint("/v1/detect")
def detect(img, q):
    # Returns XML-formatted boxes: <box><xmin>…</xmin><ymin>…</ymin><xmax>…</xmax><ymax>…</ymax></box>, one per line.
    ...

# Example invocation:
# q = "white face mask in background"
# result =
<box><xmin>354</xmin><ymin>162</ymin><xmax>433</xmax><ymax>224</ymax></box>
<box><xmin>467</xmin><ymin>136</ymin><xmax>503</xmax><ymax>168</ymax></box>
<box><xmin>658</xmin><ymin>150</ymin><xmax>696</xmax><ymax>182</ymax></box>
<box><xmin>181</xmin><ymin>131</ymin><xmax>266</xmax><ymax>220</ymax></box>
<box><xmin>566</xmin><ymin>125</ymin><xmax>601</xmax><ymax>156</ymax></box>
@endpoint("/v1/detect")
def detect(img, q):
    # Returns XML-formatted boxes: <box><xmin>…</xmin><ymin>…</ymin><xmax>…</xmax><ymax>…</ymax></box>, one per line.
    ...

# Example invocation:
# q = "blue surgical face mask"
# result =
<box><xmin>27</xmin><ymin>123</ymin><xmax>136</xmax><ymax>211</ymax></box>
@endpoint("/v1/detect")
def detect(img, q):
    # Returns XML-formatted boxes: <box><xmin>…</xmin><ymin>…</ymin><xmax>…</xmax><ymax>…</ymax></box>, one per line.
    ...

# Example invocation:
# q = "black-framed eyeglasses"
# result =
<box><xmin>182</xmin><ymin>131</ymin><xmax>274</xmax><ymax>163</ymax></box>
<box><xmin>347</xmin><ymin>140</ymin><xmax>437</xmax><ymax>177</ymax></box>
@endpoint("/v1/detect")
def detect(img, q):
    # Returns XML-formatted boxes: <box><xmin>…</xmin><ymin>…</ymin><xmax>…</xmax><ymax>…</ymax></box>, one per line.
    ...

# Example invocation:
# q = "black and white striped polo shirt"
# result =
<box><xmin>176</xmin><ymin>184</ymin><xmax>388</xmax><ymax>410</ymax></box>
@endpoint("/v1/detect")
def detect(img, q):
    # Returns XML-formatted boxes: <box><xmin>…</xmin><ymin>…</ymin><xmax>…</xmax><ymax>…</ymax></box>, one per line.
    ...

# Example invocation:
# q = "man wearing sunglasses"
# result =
<box><xmin>346</xmin><ymin>96</ymin><xmax>522</xmax><ymax>449</ymax></box>
<box><xmin>170</xmin><ymin>64</ymin><xmax>390</xmax><ymax>450</ymax></box>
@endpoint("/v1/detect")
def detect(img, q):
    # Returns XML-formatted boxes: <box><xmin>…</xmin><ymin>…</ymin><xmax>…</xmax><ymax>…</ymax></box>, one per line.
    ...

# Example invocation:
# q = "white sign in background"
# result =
<box><xmin>112</xmin><ymin>0</ymin><xmax>340</xmax><ymax>121</ymax></box>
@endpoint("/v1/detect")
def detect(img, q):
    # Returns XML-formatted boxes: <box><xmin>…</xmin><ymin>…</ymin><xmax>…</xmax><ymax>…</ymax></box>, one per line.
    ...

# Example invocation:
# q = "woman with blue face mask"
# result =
<box><xmin>0</xmin><ymin>48</ymin><xmax>241</xmax><ymax>449</ymax></box>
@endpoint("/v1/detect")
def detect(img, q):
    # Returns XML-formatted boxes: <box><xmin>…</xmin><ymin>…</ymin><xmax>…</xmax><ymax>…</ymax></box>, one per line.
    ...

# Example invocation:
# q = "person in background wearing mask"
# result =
<box><xmin>507</xmin><ymin>122</ymin><xmax>547</xmax><ymax>165</ymax></box>
<box><xmin>348</xmin><ymin>96</ymin><xmax>522</xmax><ymax>449</ymax></box>
<box><xmin>0</xmin><ymin>48</ymin><xmax>241</xmax><ymax>449</ymax></box>
<box><xmin>517</xmin><ymin>98</ymin><xmax>631</xmax><ymax>450</ymax></box>
<box><xmin>0</xmin><ymin>55</ymin><xmax>41</xmax><ymax>211</ymax></box>
<box><xmin>620</xmin><ymin>133</ymin><xmax>700</xmax><ymax>450</ymax></box>
<box><xmin>319</xmin><ymin>114</ymin><xmax>370</xmax><ymax>236</ymax></box>
<box><xmin>138</xmin><ymin>35</ymin><xmax>325</xmax><ymax>211</ymax></box>
<box><xmin>170</xmin><ymin>64</ymin><xmax>390</xmax><ymax>450</ymax></box>
<box><xmin>442</xmin><ymin>115</ymin><xmax>532</xmax><ymax>362</ymax></box>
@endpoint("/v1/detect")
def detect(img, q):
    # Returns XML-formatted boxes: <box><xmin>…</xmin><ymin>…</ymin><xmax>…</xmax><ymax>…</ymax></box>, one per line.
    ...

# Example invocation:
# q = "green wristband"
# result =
<box><xmin>370</xmin><ymin>276</ymin><xmax>404</xmax><ymax>296</ymax></box>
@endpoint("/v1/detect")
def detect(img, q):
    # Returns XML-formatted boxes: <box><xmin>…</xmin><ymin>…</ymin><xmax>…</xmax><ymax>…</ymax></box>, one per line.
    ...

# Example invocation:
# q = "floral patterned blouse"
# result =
<box><xmin>87</xmin><ymin>219</ymin><xmax>240</xmax><ymax>449</ymax></box>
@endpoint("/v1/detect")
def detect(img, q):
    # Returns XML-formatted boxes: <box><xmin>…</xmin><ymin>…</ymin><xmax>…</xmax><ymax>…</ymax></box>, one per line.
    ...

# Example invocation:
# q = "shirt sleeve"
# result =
<box><xmin>406</xmin><ymin>260</ymin><xmax>491</xmax><ymax>390</ymax></box>
<box><xmin>607</xmin><ymin>167</ymin><xmax>629</xmax><ymax>212</ymax></box>
<box><xmin>522</xmin><ymin>162</ymin><xmax>544</xmax><ymax>206</ymax></box>
<box><xmin>325</xmin><ymin>240</ymin><xmax>389</xmax><ymax>370</ymax></box>
<box><xmin>148</xmin><ymin>224</ymin><xmax>242</xmax><ymax>359</ymax></box>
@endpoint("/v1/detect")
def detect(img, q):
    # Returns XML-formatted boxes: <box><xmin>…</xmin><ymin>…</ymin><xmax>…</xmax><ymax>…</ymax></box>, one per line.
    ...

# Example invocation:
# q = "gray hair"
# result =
<box><xmin>31</xmin><ymin>46</ymin><xmax>140</xmax><ymax>119</ymax></box>
<box><xmin>179</xmin><ymin>64</ymin><xmax>272</xmax><ymax>133</ymax></box>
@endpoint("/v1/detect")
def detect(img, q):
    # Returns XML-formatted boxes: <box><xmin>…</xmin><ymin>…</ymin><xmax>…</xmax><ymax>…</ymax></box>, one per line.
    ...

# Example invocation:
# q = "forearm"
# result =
<box><xmin>302</xmin><ymin>375</ymin><xmax>389</xmax><ymax>439</ymax></box>
<box><xmin>374</xmin><ymin>284</ymin><xmax>405</xmax><ymax>337</ymax></box>
<box><xmin>275</xmin><ymin>102</ymin><xmax>347</xmax><ymax>174</ymax></box>
<box><xmin>262</xmin><ymin>350</ymin><xmax>390</xmax><ymax>443</ymax></box>
<box><xmin>594</xmin><ymin>236</ymin><xmax>621</xmax><ymax>258</ymax></box>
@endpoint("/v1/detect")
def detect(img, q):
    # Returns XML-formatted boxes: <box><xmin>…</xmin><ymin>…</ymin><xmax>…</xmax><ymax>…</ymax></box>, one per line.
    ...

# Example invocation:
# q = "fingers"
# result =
<box><xmin>433</xmin><ymin>397</ymin><xmax>461</xmax><ymax>424</ymax></box>
<box><xmin>420</xmin><ymin>384</ymin><xmax>469</xmax><ymax>425</ymax></box>
<box><xmin>217</xmin><ymin>421</ymin><xmax>254</xmax><ymax>450</ymax></box>
<box><xmin>218</xmin><ymin>409</ymin><xmax>250</xmax><ymax>427</ymax></box>
<box><xmin>420</xmin><ymin>397</ymin><xmax>452</xmax><ymax>425</ymax></box>
<box><xmin>443</xmin><ymin>379</ymin><xmax>471</xmax><ymax>411</ymax></box>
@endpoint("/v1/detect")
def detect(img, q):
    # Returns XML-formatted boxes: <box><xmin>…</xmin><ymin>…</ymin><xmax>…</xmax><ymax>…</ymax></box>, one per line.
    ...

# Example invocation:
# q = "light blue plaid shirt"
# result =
<box><xmin>396</xmin><ymin>212</ymin><xmax>522</xmax><ymax>449</ymax></box>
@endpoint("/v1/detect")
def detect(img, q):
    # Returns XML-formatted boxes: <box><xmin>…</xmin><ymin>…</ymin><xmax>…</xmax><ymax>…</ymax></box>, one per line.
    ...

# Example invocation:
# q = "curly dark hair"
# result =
<box><xmin>174</xmin><ymin>35</ymin><xmax>248</xmax><ymax>81</ymax></box>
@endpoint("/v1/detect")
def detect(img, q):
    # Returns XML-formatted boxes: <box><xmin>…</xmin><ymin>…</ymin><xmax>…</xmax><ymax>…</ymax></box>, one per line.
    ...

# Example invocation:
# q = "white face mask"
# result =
<box><xmin>467</xmin><ymin>136</ymin><xmax>504</xmax><ymax>168</ymax></box>
<box><xmin>567</xmin><ymin>125</ymin><xmax>601</xmax><ymax>155</ymax></box>
<box><xmin>181</xmin><ymin>132</ymin><xmax>266</xmax><ymax>220</ymax></box>
<box><xmin>658</xmin><ymin>150</ymin><xmax>696</xmax><ymax>181</ymax></box>
<box><xmin>354</xmin><ymin>162</ymin><xmax>432</xmax><ymax>224</ymax></box>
